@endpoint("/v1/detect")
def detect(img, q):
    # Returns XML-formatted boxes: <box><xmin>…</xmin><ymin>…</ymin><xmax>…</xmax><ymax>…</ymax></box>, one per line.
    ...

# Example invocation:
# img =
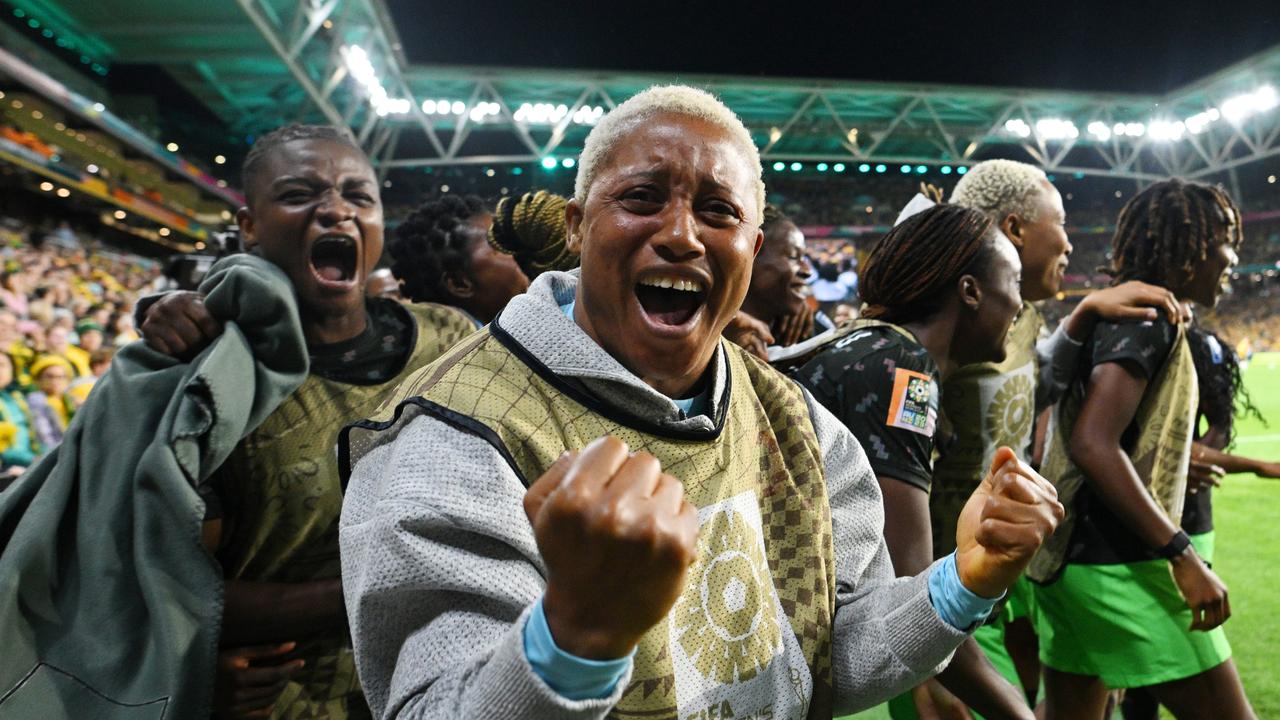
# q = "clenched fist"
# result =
<box><xmin>955</xmin><ymin>447</ymin><xmax>1064</xmax><ymax>599</ymax></box>
<box><xmin>524</xmin><ymin>436</ymin><xmax>699</xmax><ymax>659</ymax></box>
<box><xmin>140</xmin><ymin>290</ymin><xmax>223</xmax><ymax>359</ymax></box>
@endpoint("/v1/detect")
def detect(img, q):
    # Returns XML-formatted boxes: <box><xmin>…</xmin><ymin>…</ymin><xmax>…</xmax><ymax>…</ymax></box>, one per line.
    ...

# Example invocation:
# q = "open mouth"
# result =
<box><xmin>634</xmin><ymin>274</ymin><xmax>708</xmax><ymax>329</ymax></box>
<box><xmin>310</xmin><ymin>234</ymin><xmax>359</xmax><ymax>288</ymax></box>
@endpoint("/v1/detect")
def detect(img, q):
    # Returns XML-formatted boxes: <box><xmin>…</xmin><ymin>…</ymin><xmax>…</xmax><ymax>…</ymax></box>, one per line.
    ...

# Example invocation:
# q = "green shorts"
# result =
<box><xmin>1032</xmin><ymin>532</ymin><xmax>1230</xmax><ymax>688</ymax></box>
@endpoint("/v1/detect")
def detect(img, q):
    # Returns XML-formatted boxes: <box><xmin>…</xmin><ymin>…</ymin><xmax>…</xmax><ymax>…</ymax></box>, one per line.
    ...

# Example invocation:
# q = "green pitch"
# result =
<box><xmin>841</xmin><ymin>352</ymin><xmax>1280</xmax><ymax>720</ymax></box>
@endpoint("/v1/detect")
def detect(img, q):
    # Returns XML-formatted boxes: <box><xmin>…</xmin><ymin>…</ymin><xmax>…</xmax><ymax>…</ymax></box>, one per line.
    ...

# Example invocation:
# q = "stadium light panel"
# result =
<box><xmin>1222</xmin><ymin>85</ymin><xmax>1279</xmax><ymax>123</ymax></box>
<box><xmin>957</xmin><ymin>166</ymin><xmax>967</xmax><ymax>175</ymax></box>
<box><xmin>900</xmin><ymin>165</ymin><xmax>912</xmax><ymax>174</ymax></box>
<box><xmin>114</xmin><ymin>210</ymin><xmax>126</xmax><ymax>220</ymax></box>
<box><xmin>833</xmin><ymin>163</ymin><xmax>846</xmax><ymax>172</ymax></box>
<box><xmin>214</xmin><ymin>155</ymin><xmax>226</xmax><ymax>165</ymax></box>
<box><xmin>940</xmin><ymin>166</ymin><xmax>952</xmax><ymax>175</ymax></box>
<box><xmin>1148</xmin><ymin>119</ymin><xmax>1186</xmax><ymax>142</ymax></box>
<box><xmin>561</xmin><ymin>158</ymin><xmax>576</xmax><ymax>168</ymax></box>
<box><xmin>772</xmin><ymin>161</ymin><xmax>786</xmax><ymax>171</ymax></box>
<box><xmin>1087</xmin><ymin>121</ymin><xmax>1112</xmax><ymax>141</ymax></box>
<box><xmin>915</xmin><ymin>165</ymin><xmax>927</xmax><ymax>174</ymax></box>
<box><xmin>512</xmin><ymin>167</ymin><xmax>524</xmax><ymax>175</ymax></box>
<box><xmin>790</xmin><ymin>162</ymin><xmax>803</xmax><ymax>171</ymax></box>
<box><xmin>1004</xmin><ymin>119</ymin><xmax>1032</xmax><ymax>138</ymax></box>
<box><xmin>1035</xmin><ymin>118</ymin><xmax>1079</xmax><ymax>140</ymax></box>
<box><xmin>166</xmin><ymin>142</ymin><xmax>179</xmax><ymax>152</ymax></box>
<box><xmin>858</xmin><ymin>164</ymin><xmax>871</xmax><ymax>173</ymax></box>
<box><xmin>816</xmin><ymin>163</ymin><xmax>829</xmax><ymax>172</ymax></box>
<box><xmin>1184</xmin><ymin>108</ymin><xmax>1220</xmax><ymax>134</ymax></box>
<box><xmin>541</xmin><ymin>157</ymin><xmax>557</xmax><ymax>169</ymax></box>
<box><xmin>875</xmin><ymin>164</ymin><xmax>887</xmax><ymax>173</ymax></box>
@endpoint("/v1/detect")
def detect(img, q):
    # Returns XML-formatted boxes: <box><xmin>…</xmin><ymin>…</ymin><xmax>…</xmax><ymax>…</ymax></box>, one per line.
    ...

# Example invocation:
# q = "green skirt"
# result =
<box><xmin>1032</xmin><ymin>532</ymin><xmax>1230</xmax><ymax>688</ymax></box>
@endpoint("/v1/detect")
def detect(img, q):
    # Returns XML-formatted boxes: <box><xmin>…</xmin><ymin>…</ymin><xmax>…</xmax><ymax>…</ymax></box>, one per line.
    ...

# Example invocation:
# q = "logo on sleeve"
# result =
<box><xmin>886</xmin><ymin>368</ymin><xmax>937</xmax><ymax>437</ymax></box>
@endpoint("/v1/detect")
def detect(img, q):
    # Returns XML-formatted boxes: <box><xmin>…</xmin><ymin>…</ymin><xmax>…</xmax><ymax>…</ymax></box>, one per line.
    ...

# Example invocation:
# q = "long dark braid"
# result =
<box><xmin>1187</xmin><ymin>326</ymin><xmax>1265</xmax><ymax>448</ymax></box>
<box><xmin>860</xmin><ymin>204</ymin><xmax>997</xmax><ymax>324</ymax></box>
<box><xmin>389</xmin><ymin>195</ymin><xmax>486</xmax><ymax>303</ymax></box>
<box><xmin>1107</xmin><ymin>178</ymin><xmax>1242</xmax><ymax>287</ymax></box>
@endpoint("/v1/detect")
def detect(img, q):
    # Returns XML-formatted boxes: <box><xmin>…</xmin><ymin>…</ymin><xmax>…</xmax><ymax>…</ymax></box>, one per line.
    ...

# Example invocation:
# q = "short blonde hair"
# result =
<box><xmin>574</xmin><ymin>85</ymin><xmax>765</xmax><ymax>224</ymax></box>
<box><xmin>950</xmin><ymin>159</ymin><xmax>1050</xmax><ymax>222</ymax></box>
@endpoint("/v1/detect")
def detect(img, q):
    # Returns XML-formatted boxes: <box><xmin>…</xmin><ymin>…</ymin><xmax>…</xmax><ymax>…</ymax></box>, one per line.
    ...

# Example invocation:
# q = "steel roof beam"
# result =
<box><xmin>235</xmin><ymin>0</ymin><xmax>344</xmax><ymax>125</ymax></box>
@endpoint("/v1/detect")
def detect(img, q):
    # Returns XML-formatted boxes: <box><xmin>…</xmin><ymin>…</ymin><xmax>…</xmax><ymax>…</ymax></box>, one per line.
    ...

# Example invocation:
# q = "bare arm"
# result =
<box><xmin>220</xmin><ymin>580</ymin><xmax>348</xmax><ymax>647</ymax></box>
<box><xmin>200</xmin><ymin>516</ymin><xmax>347</xmax><ymax>647</ymax></box>
<box><xmin>1191</xmin><ymin>442</ymin><xmax>1280</xmax><ymax>479</ymax></box>
<box><xmin>1069</xmin><ymin>361</ymin><xmax>1230</xmax><ymax>631</ymax></box>
<box><xmin>877</xmin><ymin>477</ymin><xmax>1032</xmax><ymax>720</ymax></box>
<box><xmin>1068</xmin><ymin>362</ymin><xmax>1179</xmax><ymax>548</ymax></box>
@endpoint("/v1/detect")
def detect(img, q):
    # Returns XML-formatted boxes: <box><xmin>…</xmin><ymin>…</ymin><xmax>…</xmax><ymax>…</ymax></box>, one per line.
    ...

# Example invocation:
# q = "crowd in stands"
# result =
<box><xmin>0</xmin><ymin>217</ymin><xmax>159</xmax><ymax>483</ymax></box>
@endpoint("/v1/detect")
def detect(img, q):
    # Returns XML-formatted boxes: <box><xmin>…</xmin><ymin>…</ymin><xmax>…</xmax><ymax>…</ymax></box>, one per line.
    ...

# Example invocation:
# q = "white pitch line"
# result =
<box><xmin>1235</xmin><ymin>434</ymin><xmax>1280</xmax><ymax>445</ymax></box>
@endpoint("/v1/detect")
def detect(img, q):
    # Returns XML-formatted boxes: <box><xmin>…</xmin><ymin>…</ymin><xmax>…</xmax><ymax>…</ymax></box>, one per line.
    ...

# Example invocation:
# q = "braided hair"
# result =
<box><xmin>1107</xmin><ymin>178</ymin><xmax>1242</xmax><ymax>287</ymax></box>
<box><xmin>1187</xmin><ymin>326</ymin><xmax>1264</xmax><ymax>448</ymax></box>
<box><xmin>488</xmin><ymin>190</ymin><xmax>575</xmax><ymax>278</ymax></box>
<box><xmin>860</xmin><ymin>204</ymin><xmax>998</xmax><ymax>324</ymax></box>
<box><xmin>241</xmin><ymin>124</ymin><xmax>365</xmax><ymax>204</ymax></box>
<box><xmin>389</xmin><ymin>195</ymin><xmax>487</xmax><ymax>303</ymax></box>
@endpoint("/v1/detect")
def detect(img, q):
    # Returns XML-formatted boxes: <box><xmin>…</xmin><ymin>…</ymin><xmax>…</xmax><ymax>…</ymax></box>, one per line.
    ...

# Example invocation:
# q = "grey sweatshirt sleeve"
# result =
<box><xmin>339</xmin><ymin>415</ymin><xmax>629</xmax><ymax>720</ymax></box>
<box><xmin>802</xmin><ymin>388</ymin><xmax>969</xmax><ymax>716</ymax></box>
<box><xmin>1034</xmin><ymin>322</ymin><xmax>1085</xmax><ymax>411</ymax></box>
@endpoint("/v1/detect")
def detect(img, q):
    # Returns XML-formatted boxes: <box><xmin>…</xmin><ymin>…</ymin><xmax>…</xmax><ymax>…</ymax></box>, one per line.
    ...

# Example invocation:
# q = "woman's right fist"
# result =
<box><xmin>524</xmin><ymin>436</ymin><xmax>699</xmax><ymax>659</ymax></box>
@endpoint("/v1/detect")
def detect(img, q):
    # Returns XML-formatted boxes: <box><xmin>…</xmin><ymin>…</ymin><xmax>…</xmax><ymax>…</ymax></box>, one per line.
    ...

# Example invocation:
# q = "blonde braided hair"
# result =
<box><xmin>488</xmin><ymin>190</ymin><xmax>579</xmax><ymax>278</ymax></box>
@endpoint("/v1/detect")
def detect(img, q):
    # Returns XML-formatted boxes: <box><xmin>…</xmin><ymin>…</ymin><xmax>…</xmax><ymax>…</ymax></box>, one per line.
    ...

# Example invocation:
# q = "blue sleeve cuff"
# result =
<box><xmin>523</xmin><ymin>596</ymin><xmax>633</xmax><ymax>700</ymax></box>
<box><xmin>928</xmin><ymin>552</ymin><xmax>1003</xmax><ymax>630</ymax></box>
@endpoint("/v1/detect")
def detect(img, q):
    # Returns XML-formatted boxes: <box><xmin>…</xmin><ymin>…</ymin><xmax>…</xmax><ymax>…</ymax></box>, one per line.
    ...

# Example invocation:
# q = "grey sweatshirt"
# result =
<box><xmin>339</xmin><ymin>271</ymin><xmax>969</xmax><ymax>719</ymax></box>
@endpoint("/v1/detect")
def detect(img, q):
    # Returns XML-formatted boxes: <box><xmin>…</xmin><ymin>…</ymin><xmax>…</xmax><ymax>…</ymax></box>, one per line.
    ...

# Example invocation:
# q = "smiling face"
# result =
<box><xmin>1182</xmin><ymin>237</ymin><xmax>1239</xmax><ymax>308</ymax></box>
<box><xmin>566</xmin><ymin>113</ymin><xmax>763</xmax><ymax>398</ymax></box>
<box><xmin>955</xmin><ymin>231</ymin><xmax>1024</xmax><ymax>366</ymax></box>
<box><xmin>742</xmin><ymin>218</ymin><xmax>814</xmax><ymax>324</ymax></box>
<box><xmin>237</xmin><ymin>138</ymin><xmax>382</xmax><ymax>323</ymax></box>
<box><xmin>1011</xmin><ymin>180</ymin><xmax>1071</xmax><ymax>301</ymax></box>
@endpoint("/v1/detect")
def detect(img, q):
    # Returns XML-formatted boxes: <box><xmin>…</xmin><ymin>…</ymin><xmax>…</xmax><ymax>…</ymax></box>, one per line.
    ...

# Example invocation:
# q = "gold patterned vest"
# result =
<box><xmin>1028</xmin><ymin>323</ymin><xmax>1197</xmax><ymax>583</ymax></box>
<box><xmin>345</xmin><ymin>321</ymin><xmax>837</xmax><ymax>720</ymax></box>
<box><xmin>930</xmin><ymin>302</ymin><xmax>1042</xmax><ymax>558</ymax></box>
<box><xmin>215</xmin><ymin>302</ymin><xmax>476</xmax><ymax>720</ymax></box>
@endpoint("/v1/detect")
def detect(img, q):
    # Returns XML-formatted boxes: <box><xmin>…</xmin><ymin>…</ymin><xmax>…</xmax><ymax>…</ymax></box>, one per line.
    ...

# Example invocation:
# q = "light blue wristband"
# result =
<box><xmin>523</xmin><ymin>597</ymin><xmax>634</xmax><ymax>700</ymax></box>
<box><xmin>928</xmin><ymin>552</ymin><xmax>1003</xmax><ymax>630</ymax></box>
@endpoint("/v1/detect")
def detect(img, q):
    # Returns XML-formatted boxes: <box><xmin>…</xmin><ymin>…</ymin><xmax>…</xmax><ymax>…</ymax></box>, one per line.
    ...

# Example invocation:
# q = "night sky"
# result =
<box><xmin>387</xmin><ymin>0</ymin><xmax>1280</xmax><ymax>94</ymax></box>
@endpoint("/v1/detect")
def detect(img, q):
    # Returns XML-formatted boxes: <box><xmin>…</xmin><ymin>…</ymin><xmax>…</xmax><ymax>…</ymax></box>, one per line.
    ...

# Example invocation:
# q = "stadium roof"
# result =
<box><xmin>16</xmin><ymin>0</ymin><xmax>1280</xmax><ymax>182</ymax></box>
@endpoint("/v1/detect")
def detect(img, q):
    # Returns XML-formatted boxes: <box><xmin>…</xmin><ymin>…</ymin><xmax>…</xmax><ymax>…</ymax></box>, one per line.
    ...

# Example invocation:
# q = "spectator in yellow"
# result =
<box><xmin>47</xmin><ymin>326</ymin><xmax>90</xmax><ymax>377</ymax></box>
<box><xmin>27</xmin><ymin>355</ymin><xmax>75</xmax><ymax>450</ymax></box>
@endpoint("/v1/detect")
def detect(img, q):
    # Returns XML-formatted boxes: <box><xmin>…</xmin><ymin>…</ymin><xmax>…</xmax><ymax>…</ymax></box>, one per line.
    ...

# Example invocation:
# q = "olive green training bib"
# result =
<box><xmin>345</xmin><ymin>320</ymin><xmax>837</xmax><ymax>720</ymax></box>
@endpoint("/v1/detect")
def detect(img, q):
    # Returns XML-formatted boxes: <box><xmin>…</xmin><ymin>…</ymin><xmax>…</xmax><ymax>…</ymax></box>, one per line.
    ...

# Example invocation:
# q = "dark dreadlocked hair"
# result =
<box><xmin>859</xmin><ymin>204</ymin><xmax>999</xmax><ymax>324</ymax></box>
<box><xmin>389</xmin><ymin>194</ymin><xmax>487</xmax><ymax>303</ymax></box>
<box><xmin>241</xmin><ymin>125</ymin><xmax>367</xmax><ymax>205</ymax></box>
<box><xmin>1106</xmin><ymin>178</ymin><xmax>1242</xmax><ymax>287</ymax></box>
<box><xmin>1187</xmin><ymin>326</ymin><xmax>1265</xmax><ymax>448</ymax></box>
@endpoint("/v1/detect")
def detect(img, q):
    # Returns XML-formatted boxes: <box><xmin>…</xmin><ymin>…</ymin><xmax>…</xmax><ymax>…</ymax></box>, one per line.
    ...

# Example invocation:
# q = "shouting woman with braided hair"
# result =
<box><xmin>796</xmin><ymin>204</ymin><xmax>1051</xmax><ymax>720</ymax></box>
<box><xmin>389</xmin><ymin>194</ymin><xmax>529</xmax><ymax>325</ymax></box>
<box><xmin>1031</xmin><ymin>178</ymin><xmax>1255</xmax><ymax>719</ymax></box>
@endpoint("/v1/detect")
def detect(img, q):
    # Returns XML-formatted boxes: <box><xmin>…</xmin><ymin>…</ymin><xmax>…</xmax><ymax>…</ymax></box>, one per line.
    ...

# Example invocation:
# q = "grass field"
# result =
<box><xmin>842</xmin><ymin>352</ymin><xmax>1280</xmax><ymax>720</ymax></box>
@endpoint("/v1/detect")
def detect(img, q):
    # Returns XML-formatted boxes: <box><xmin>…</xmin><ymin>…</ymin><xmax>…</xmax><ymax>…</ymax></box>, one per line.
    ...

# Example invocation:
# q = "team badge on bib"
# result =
<box><xmin>886</xmin><ymin>368</ymin><xmax>937</xmax><ymax>437</ymax></box>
